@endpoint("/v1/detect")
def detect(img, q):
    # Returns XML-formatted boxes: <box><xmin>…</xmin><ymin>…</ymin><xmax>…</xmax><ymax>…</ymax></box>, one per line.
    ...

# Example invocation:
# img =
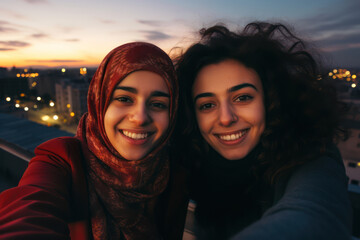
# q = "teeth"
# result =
<box><xmin>123</xmin><ymin>130</ymin><xmax>148</xmax><ymax>140</ymax></box>
<box><xmin>219</xmin><ymin>130</ymin><xmax>247</xmax><ymax>141</ymax></box>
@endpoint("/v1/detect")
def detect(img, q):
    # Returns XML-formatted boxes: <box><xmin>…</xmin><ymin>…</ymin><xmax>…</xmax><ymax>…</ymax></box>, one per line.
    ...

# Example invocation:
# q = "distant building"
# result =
<box><xmin>55</xmin><ymin>78</ymin><xmax>89</xmax><ymax>120</ymax></box>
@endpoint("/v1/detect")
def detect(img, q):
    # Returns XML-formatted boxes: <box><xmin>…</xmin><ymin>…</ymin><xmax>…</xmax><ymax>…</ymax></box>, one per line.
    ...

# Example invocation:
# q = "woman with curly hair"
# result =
<box><xmin>174</xmin><ymin>22</ymin><xmax>352</xmax><ymax>239</ymax></box>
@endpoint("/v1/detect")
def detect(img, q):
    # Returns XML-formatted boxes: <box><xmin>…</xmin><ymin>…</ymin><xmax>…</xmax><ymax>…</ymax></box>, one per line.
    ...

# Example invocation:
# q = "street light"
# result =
<box><xmin>37</xmin><ymin>96</ymin><xmax>41</xmax><ymax>101</ymax></box>
<box><xmin>24</xmin><ymin>107</ymin><xmax>29</xmax><ymax>111</ymax></box>
<box><xmin>53</xmin><ymin>115</ymin><xmax>59</xmax><ymax>120</ymax></box>
<box><xmin>49</xmin><ymin>101</ymin><xmax>55</xmax><ymax>107</ymax></box>
<box><xmin>6</xmin><ymin>97</ymin><xmax>11</xmax><ymax>102</ymax></box>
<box><xmin>15</xmin><ymin>103</ymin><xmax>20</xmax><ymax>108</ymax></box>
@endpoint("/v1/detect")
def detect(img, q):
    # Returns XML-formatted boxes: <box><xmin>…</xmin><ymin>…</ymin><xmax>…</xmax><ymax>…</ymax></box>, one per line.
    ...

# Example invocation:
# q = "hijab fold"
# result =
<box><xmin>75</xmin><ymin>42</ymin><xmax>178</xmax><ymax>240</ymax></box>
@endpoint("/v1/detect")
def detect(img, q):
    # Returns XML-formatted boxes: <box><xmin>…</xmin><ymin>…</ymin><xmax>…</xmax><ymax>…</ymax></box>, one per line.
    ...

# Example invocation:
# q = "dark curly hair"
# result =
<box><xmin>173</xmin><ymin>22</ymin><xmax>348</xmax><ymax>184</ymax></box>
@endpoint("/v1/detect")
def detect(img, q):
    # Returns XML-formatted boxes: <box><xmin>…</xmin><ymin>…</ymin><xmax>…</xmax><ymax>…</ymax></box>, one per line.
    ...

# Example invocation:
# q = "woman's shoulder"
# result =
<box><xmin>33</xmin><ymin>137</ymin><xmax>83</xmax><ymax>167</ymax></box>
<box><xmin>35</xmin><ymin>136</ymin><xmax>80</xmax><ymax>154</ymax></box>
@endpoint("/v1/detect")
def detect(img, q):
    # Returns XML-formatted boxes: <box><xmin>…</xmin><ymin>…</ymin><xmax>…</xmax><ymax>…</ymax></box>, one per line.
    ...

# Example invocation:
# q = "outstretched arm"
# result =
<box><xmin>231</xmin><ymin>155</ymin><xmax>352</xmax><ymax>240</ymax></box>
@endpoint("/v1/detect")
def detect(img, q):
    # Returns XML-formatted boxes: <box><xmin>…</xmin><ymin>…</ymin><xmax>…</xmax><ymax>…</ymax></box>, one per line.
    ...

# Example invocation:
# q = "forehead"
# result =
<box><xmin>193</xmin><ymin>59</ymin><xmax>263</xmax><ymax>95</ymax></box>
<box><xmin>117</xmin><ymin>70</ymin><xmax>169</xmax><ymax>92</ymax></box>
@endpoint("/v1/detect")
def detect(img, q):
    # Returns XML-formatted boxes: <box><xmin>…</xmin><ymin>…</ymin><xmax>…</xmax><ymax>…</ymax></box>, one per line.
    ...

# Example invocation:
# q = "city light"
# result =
<box><xmin>6</xmin><ymin>97</ymin><xmax>11</xmax><ymax>102</ymax></box>
<box><xmin>333</xmin><ymin>69</ymin><xmax>338</xmax><ymax>73</ymax></box>
<box><xmin>351</xmin><ymin>83</ymin><xmax>356</xmax><ymax>88</ymax></box>
<box><xmin>49</xmin><ymin>101</ymin><xmax>55</xmax><ymax>107</ymax></box>
<box><xmin>16</xmin><ymin>74</ymin><xmax>20</xmax><ymax>78</ymax></box>
<box><xmin>70</xmin><ymin>112</ymin><xmax>75</xmax><ymax>117</ymax></box>
<box><xmin>41</xmin><ymin>115</ymin><xmax>49</xmax><ymax>121</ymax></box>
<box><xmin>62</xmin><ymin>68</ymin><xmax>66</xmax><ymax>73</ymax></box>
<box><xmin>66</xmin><ymin>104</ymin><xmax>71</xmax><ymax>108</ymax></box>
<box><xmin>53</xmin><ymin>115</ymin><xmax>59</xmax><ymax>120</ymax></box>
<box><xmin>20</xmin><ymin>93</ymin><xmax>25</xmax><ymax>97</ymax></box>
<box><xmin>80</xmin><ymin>67</ymin><xmax>87</xmax><ymax>75</ymax></box>
<box><xmin>24</xmin><ymin>107</ymin><xmax>29</xmax><ymax>111</ymax></box>
<box><xmin>329</xmin><ymin>72</ymin><xmax>333</xmax><ymax>76</ymax></box>
<box><xmin>352</xmin><ymin>75</ymin><xmax>357</xmax><ymax>79</ymax></box>
<box><xmin>37</xmin><ymin>96</ymin><xmax>42</xmax><ymax>101</ymax></box>
<box><xmin>15</xmin><ymin>103</ymin><xmax>20</xmax><ymax>108</ymax></box>
<box><xmin>34</xmin><ymin>105</ymin><xmax>38</xmax><ymax>109</ymax></box>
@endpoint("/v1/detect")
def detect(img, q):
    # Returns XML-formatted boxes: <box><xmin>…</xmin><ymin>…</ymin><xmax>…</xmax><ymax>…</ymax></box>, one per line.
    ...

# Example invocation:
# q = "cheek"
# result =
<box><xmin>195</xmin><ymin>111</ymin><xmax>211</xmax><ymax>134</ymax></box>
<box><xmin>155</xmin><ymin>112</ymin><xmax>170</xmax><ymax>133</ymax></box>
<box><xmin>252</xmin><ymin>103</ymin><xmax>266</xmax><ymax>131</ymax></box>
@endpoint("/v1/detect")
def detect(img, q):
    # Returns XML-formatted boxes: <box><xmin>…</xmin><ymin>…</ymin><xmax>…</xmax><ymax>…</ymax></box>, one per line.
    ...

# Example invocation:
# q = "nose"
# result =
<box><xmin>129</xmin><ymin>103</ymin><xmax>151</xmax><ymax>126</ymax></box>
<box><xmin>219</xmin><ymin>103</ymin><xmax>237</xmax><ymax>127</ymax></box>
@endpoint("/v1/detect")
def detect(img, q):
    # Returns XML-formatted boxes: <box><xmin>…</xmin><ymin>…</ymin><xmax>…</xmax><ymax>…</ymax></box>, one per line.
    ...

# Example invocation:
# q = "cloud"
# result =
<box><xmin>314</xmin><ymin>31</ymin><xmax>360</xmax><ymax>51</ymax></box>
<box><xmin>138</xmin><ymin>20</ymin><xmax>164</xmax><ymax>27</ymax></box>
<box><xmin>31</xmin><ymin>33</ymin><xmax>48</xmax><ymax>38</ymax></box>
<box><xmin>0</xmin><ymin>41</ymin><xmax>30</xmax><ymax>47</ymax></box>
<box><xmin>29</xmin><ymin>59</ymin><xmax>83</xmax><ymax>63</ymax></box>
<box><xmin>0</xmin><ymin>48</ymin><xmax>15</xmax><ymax>51</ymax></box>
<box><xmin>140</xmin><ymin>30</ymin><xmax>172</xmax><ymax>41</ymax></box>
<box><xmin>295</xmin><ymin>0</ymin><xmax>360</xmax><ymax>67</ymax></box>
<box><xmin>22</xmin><ymin>0</ymin><xmax>49</xmax><ymax>4</ymax></box>
<box><xmin>0</xmin><ymin>20</ymin><xmax>18</xmax><ymax>33</ymax></box>
<box><xmin>65</xmin><ymin>38</ymin><xmax>80</xmax><ymax>42</ymax></box>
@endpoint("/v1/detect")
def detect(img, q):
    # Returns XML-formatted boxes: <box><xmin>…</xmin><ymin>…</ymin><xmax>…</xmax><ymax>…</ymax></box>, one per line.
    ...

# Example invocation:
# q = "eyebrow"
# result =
<box><xmin>228</xmin><ymin>83</ymin><xmax>258</xmax><ymax>93</ymax></box>
<box><xmin>193</xmin><ymin>83</ymin><xmax>258</xmax><ymax>102</ymax></box>
<box><xmin>115</xmin><ymin>86</ymin><xmax>170</xmax><ymax>98</ymax></box>
<box><xmin>115</xmin><ymin>86</ymin><xmax>137</xmax><ymax>93</ymax></box>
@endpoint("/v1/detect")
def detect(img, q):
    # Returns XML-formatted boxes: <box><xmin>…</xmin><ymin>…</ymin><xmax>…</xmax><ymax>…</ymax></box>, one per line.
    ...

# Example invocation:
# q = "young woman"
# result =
<box><xmin>0</xmin><ymin>42</ymin><xmax>188</xmax><ymax>239</ymax></box>
<box><xmin>174</xmin><ymin>22</ymin><xmax>352</xmax><ymax>239</ymax></box>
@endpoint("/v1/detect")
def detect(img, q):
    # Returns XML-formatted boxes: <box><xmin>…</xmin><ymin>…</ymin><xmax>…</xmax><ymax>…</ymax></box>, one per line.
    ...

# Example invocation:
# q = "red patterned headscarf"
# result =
<box><xmin>76</xmin><ymin>42</ymin><xmax>178</xmax><ymax>239</ymax></box>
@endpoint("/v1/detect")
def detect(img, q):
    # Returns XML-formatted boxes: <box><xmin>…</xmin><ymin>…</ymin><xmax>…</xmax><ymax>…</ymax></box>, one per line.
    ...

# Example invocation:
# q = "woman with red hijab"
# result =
<box><xmin>0</xmin><ymin>42</ymin><xmax>188</xmax><ymax>239</ymax></box>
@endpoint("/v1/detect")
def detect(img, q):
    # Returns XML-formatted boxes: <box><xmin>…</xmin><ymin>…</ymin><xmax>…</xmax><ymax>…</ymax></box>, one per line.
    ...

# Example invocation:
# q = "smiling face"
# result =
<box><xmin>104</xmin><ymin>70</ymin><xmax>170</xmax><ymax>161</ymax></box>
<box><xmin>192</xmin><ymin>59</ymin><xmax>265</xmax><ymax>160</ymax></box>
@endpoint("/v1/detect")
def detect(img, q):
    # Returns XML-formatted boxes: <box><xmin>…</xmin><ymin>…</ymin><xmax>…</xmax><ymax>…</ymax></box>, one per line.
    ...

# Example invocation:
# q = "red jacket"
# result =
<box><xmin>0</xmin><ymin>137</ymin><xmax>188</xmax><ymax>239</ymax></box>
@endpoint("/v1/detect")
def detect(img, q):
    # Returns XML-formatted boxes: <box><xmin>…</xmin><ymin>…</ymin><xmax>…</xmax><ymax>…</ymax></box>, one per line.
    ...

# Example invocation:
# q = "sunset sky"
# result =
<box><xmin>1</xmin><ymin>0</ymin><xmax>359</xmax><ymax>69</ymax></box>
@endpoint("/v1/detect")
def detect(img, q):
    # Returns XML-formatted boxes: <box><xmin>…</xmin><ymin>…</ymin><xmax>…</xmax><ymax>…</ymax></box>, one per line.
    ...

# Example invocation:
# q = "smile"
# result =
<box><xmin>121</xmin><ymin>130</ymin><xmax>150</xmax><ymax>140</ymax></box>
<box><xmin>215</xmin><ymin>129</ymin><xmax>249</xmax><ymax>143</ymax></box>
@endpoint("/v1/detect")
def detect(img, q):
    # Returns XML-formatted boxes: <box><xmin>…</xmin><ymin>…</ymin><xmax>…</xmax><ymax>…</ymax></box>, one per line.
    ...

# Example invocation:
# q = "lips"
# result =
<box><xmin>122</xmin><ymin>130</ymin><xmax>148</xmax><ymax>140</ymax></box>
<box><xmin>214</xmin><ymin>128</ymin><xmax>249</xmax><ymax>145</ymax></box>
<box><xmin>120</xmin><ymin>129</ymin><xmax>154</xmax><ymax>144</ymax></box>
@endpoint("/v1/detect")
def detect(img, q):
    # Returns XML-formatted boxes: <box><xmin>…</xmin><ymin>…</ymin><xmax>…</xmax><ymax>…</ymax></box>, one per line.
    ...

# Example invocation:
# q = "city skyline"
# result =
<box><xmin>1</xmin><ymin>0</ymin><xmax>360</xmax><ymax>69</ymax></box>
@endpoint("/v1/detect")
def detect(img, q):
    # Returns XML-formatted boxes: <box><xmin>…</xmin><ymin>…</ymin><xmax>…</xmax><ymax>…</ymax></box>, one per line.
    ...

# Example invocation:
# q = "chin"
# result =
<box><xmin>216</xmin><ymin>149</ymin><xmax>249</xmax><ymax>161</ymax></box>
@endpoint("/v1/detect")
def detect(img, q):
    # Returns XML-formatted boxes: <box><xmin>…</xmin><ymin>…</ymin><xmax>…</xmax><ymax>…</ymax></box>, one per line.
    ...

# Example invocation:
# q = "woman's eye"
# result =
<box><xmin>199</xmin><ymin>103</ymin><xmax>215</xmax><ymax>111</ymax></box>
<box><xmin>150</xmin><ymin>102</ymin><xmax>168</xmax><ymax>110</ymax></box>
<box><xmin>115</xmin><ymin>96</ymin><xmax>133</xmax><ymax>103</ymax></box>
<box><xmin>234</xmin><ymin>95</ymin><xmax>253</xmax><ymax>102</ymax></box>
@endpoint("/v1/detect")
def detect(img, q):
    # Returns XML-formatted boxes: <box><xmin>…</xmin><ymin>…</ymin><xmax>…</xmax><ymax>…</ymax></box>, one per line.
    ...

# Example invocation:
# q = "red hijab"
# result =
<box><xmin>76</xmin><ymin>42</ymin><xmax>178</xmax><ymax>239</ymax></box>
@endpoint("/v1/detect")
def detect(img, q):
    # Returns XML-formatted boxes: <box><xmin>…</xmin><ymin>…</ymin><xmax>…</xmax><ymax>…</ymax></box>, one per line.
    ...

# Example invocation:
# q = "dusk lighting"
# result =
<box><xmin>62</xmin><ymin>68</ymin><xmax>66</xmax><ymax>73</ymax></box>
